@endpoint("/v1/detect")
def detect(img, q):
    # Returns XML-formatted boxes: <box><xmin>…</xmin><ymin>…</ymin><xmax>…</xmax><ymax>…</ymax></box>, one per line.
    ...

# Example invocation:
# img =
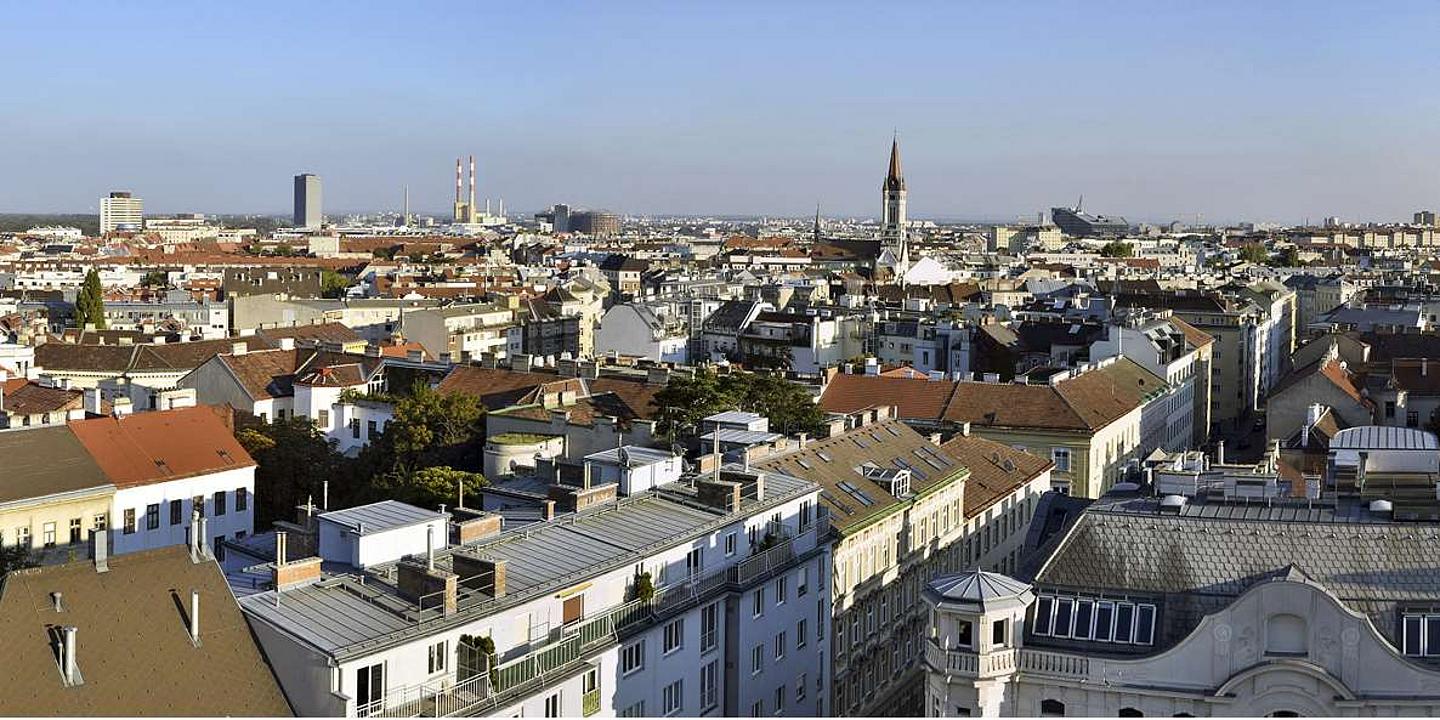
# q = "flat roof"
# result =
<box><xmin>319</xmin><ymin>500</ymin><xmax>447</xmax><ymax>536</ymax></box>
<box><xmin>240</xmin><ymin>473</ymin><xmax>816</xmax><ymax>660</ymax></box>
<box><xmin>584</xmin><ymin>445</ymin><xmax>678</xmax><ymax>467</ymax></box>
<box><xmin>700</xmin><ymin>428</ymin><xmax>785</xmax><ymax>445</ymax></box>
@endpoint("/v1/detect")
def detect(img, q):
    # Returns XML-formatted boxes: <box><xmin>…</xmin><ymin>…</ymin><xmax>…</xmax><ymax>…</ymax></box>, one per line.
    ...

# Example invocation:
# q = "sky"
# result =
<box><xmin>4</xmin><ymin>1</ymin><xmax>1440</xmax><ymax>224</ymax></box>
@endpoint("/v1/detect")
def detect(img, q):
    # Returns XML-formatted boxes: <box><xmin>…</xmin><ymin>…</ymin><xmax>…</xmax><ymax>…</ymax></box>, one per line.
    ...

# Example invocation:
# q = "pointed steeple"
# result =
<box><xmin>814</xmin><ymin>203</ymin><xmax>821</xmax><ymax>243</ymax></box>
<box><xmin>885</xmin><ymin>135</ymin><xmax>905</xmax><ymax>191</ymax></box>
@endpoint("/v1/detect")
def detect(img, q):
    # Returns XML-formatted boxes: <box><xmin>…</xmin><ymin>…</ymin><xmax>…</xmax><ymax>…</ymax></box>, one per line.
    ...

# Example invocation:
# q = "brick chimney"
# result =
<box><xmin>452</xmin><ymin>554</ymin><xmax>507</xmax><ymax>597</ymax></box>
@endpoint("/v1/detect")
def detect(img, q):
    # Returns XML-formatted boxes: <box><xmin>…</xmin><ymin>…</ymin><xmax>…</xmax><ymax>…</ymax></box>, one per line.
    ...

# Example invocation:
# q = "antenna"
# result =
<box><xmin>1076</xmin><ymin>194</ymin><xmax>1084</xmax><ymax>213</ymax></box>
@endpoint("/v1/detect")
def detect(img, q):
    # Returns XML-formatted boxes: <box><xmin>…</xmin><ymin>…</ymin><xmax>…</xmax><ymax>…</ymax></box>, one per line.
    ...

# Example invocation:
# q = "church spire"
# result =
<box><xmin>814</xmin><ymin>203</ymin><xmax>821</xmax><ymax>243</ymax></box>
<box><xmin>886</xmin><ymin>135</ymin><xmax>905</xmax><ymax>191</ymax></box>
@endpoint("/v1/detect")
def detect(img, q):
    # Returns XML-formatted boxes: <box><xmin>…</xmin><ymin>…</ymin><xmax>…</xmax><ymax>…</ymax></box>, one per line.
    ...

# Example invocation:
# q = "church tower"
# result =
<box><xmin>879</xmin><ymin>136</ymin><xmax>911</xmax><ymax>277</ymax></box>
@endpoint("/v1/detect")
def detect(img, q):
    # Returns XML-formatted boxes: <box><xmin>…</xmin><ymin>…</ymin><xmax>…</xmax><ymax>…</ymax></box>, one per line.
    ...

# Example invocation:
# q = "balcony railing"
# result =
<box><xmin>923</xmin><ymin>641</ymin><xmax>1017</xmax><ymax>679</ymax></box>
<box><xmin>364</xmin><ymin>516</ymin><xmax>829</xmax><ymax>717</ymax></box>
<box><xmin>582</xmin><ymin>689</ymin><xmax>601</xmax><ymax>717</ymax></box>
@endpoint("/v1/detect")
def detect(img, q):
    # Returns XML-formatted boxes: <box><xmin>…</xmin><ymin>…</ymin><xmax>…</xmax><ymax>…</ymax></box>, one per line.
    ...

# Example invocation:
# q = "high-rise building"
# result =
<box><xmin>1049</xmin><ymin>201</ymin><xmax>1129</xmax><ymax>237</ymax></box>
<box><xmin>1415</xmin><ymin>210</ymin><xmax>1436</xmax><ymax>226</ymax></box>
<box><xmin>99</xmin><ymin>191</ymin><xmax>144</xmax><ymax>234</ymax></box>
<box><xmin>293</xmin><ymin>173</ymin><xmax>322</xmax><ymax>228</ymax></box>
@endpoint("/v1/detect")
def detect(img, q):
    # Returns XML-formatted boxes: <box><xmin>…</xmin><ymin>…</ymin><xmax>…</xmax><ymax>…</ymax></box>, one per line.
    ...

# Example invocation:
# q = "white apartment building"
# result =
<box><xmin>1090</xmin><ymin>310</ymin><xmax>1212</xmax><ymax>450</ymax></box>
<box><xmin>235</xmin><ymin>467</ymin><xmax>833</xmax><ymax>718</ymax></box>
<box><xmin>100</xmin><ymin>191</ymin><xmax>144</xmax><ymax>233</ymax></box>
<box><xmin>65</xmin><ymin>405</ymin><xmax>257</xmax><ymax>557</ymax></box>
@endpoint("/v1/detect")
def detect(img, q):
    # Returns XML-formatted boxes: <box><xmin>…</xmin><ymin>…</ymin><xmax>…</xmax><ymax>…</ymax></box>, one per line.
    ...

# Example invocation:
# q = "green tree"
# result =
<box><xmin>1239</xmin><ymin>243</ymin><xmax>1269</xmax><ymax>264</ymax></box>
<box><xmin>141</xmin><ymin>270</ymin><xmax>169</xmax><ymax>288</ymax></box>
<box><xmin>655</xmin><ymin>370</ymin><xmax>826</xmax><ymax>440</ymax></box>
<box><xmin>321</xmin><ymin>269</ymin><xmax>351</xmax><ymax>298</ymax></box>
<box><xmin>375</xmin><ymin>466</ymin><xmax>486</xmax><ymax>509</ymax></box>
<box><xmin>1100</xmin><ymin>241</ymin><xmax>1134</xmax><ymax>258</ymax></box>
<box><xmin>74</xmin><ymin>268</ymin><xmax>107</xmax><ymax>329</ymax></box>
<box><xmin>361</xmin><ymin>381</ymin><xmax>485</xmax><ymax>477</ymax></box>
<box><xmin>654</xmin><ymin>369</ymin><xmax>743</xmax><ymax>440</ymax></box>
<box><xmin>1269</xmin><ymin>246</ymin><xmax>1301</xmax><ymax>267</ymax></box>
<box><xmin>0</xmin><ymin>544</ymin><xmax>37</xmax><ymax>577</ymax></box>
<box><xmin>237</xmin><ymin>418</ymin><xmax>353</xmax><ymax>524</ymax></box>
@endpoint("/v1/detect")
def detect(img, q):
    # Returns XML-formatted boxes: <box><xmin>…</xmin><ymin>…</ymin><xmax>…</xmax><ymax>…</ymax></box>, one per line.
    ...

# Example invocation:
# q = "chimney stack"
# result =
<box><xmin>93</xmin><ymin>529</ymin><xmax>109</xmax><ymax>573</ymax></box>
<box><xmin>455</xmin><ymin>158</ymin><xmax>462</xmax><ymax>205</ymax></box>
<box><xmin>52</xmin><ymin>592</ymin><xmax>63</xmax><ymax>613</ymax></box>
<box><xmin>62</xmin><ymin>626</ymin><xmax>78</xmax><ymax>686</ymax></box>
<box><xmin>276</xmin><ymin>531</ymin><xmax>288</xmax><ymax>566</ymax></box>
<box><xmin>469</xmin><ymin>155</ymin><xmax>476</xmax><ymax>222</ymax></box>
<box><xmin>189</xmin><ymin>590</ymin><xmax>201</xmax><ymax>645</ymax></box>
<box><xmin>426</xmin><ymin>525</ymin><xmax>436</xmax><ymax>571</ymax></box>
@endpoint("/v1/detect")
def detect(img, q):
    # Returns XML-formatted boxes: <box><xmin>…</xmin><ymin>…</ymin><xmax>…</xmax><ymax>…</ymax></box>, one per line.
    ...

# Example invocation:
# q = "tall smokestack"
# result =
<box><xmin>455</xmin><ymin>158</ymin><xmax>462</xmax><ymax>204</ymax></box>
<box><xmin>469</xmin><ymin>155</ymin><xmax>476</xmax><ymax>222</ymax></box>
<box><xmin>403</xmin><ymin>185</ymin><xmax>410</xmax><ymax>226</ymax></box>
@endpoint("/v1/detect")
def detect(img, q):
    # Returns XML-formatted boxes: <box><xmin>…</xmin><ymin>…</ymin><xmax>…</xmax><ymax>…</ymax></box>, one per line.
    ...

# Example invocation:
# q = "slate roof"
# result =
<box><xmin>1031</xmin><ymin>492</ymin><xmax>1440</xmax><ymax>650</ymax></box>
<box><xmin>0</xmin><ymin>546</ymin><xmax>292</xmax><ymax>716</ymax></box>
<box><xmin>927</xmin><ymin>570</ymin><xmax>1033</xmax><ymax>609</ymax></box>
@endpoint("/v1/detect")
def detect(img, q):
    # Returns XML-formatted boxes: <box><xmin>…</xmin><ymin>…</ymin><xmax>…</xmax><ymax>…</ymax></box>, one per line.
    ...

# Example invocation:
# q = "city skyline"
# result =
<box><xmin>5</xmin><ymin>2</ymin><xmax>1440</xmax><ymax>224</ymax></box>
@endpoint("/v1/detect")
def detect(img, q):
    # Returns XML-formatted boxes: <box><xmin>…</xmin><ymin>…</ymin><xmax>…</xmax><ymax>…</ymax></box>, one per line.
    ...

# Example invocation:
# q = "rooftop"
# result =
<box><xmin>319</xmin><ymin>500</ymin><xmax>447</xmax><ymax>536</ymax></box>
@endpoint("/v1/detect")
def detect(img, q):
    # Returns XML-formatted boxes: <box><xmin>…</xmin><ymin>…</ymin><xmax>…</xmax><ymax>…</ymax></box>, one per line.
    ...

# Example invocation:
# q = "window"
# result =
<box><xmin>700</xmin><ymin>660</ymin><xmax>718</xmax><ymax>711</ymax></box>
<box><xmin>774</xmin><ymin>684</ymin><xmax>786</xmax><ymax>713</ymax></box>
<box><xmin>1033</xmin><ymin>595</ymin><xmax>1054</xmax><ymax>635</ymax></box>
<box><xmin>1052</xmin><ymin>448</ymin><xmax>1072</xmax><ymax>473</ymax></box>
<box><xmin>1409</xmin><ymin>410</ymin><xmax>1420</xmax><ymax>428</ymax></box>
<box><xmin>796</xmin><ymin>673</ymin><xmax>807</xmax><ymax>703</ymax></box>
<box><xmin>700</xmin><ymin>603</ymin><xmax>718</xmax><ymax>653</ymax></box>
<box><xmin>664</xmin><ymin>618</ymin><xmax>684</xmax><ymax>655</ymax></box>
<box><xmin>1041</xmin><ymin>699</ymin><xmax>1065</xmax><ymax>717</ymax></box>
<box><xmin>317</xmin><ymin>409</ymin><xmax>330</xmax><ymax>428</ymax></box>
<box><xmin>355</xmin><ymin>663</ymin><xmax>385</xmax><ymax>715</ymax></box>
<box><xmin>123</xmin><ymin>508</ymin><xmax>136</xmax><ymax>535</ymax></box>
<box><xmin>796</xmin><ymin>619</ymin><xmax>808</xmax><ymax>649</ymax></box>
<box><xmin>619</xmin><ymin>702</ymin><xmax>646</xmax><ymax>717</ymax></box>
<box><xmin>193</xmin><ymin>495</ymin><xmax>205</xmax><ymax>518</ymax></box>
<box><xmin>170</xmin><ymin>499</ymin><xmax>183</xmax><ymax>525</ymax></box>
<box><xmin>993</xmin><ymin>618</ymin><xmax>1008</xmax><ymax>646</ymax></box>
<box><xmin>751</xmin><ymin>700</ymin><xmax>764</xmax><ymax>717</ymax></box>
<box><xmin>776</xmin><ymin>576</ymin><xmax>787</xmax><ymax>605</ymax></box>
<box><xmin>214</xmin><ymin>491</ymin><xmax>227</xmax><ymax>516</ymax></box>
<box><xmin>69</xmin><ymin>517</ymin><xmax>81</xmax><ymax>544</ymax></box>
<box><xmin>214</xmin><ymin>535</ymin><xmax>226</xmax><ymax>561</ymax></box>
<box><xmin>798</xmin><ymin>566</ymin><xmax>809</xmax><ymax>597</ymax></box>
<box><xmin>1119</xmin><ymin>709</ymin><xmax>1143</xmax><ymax>717</ymax></box>
<box><xmin>686</xmin><ymin>547</ymin><xmax>703</xmax><ymax>579</ymax></box>
<box><xmin>92</xmin><ymin>514</ymin><xmax>106</xmax><ymax>535</ymax></box>
<box><xmin>42</xmin><ymin>522</ymin><xmax>56</xmax><ymax>548</ymax></box>
<box><xmin>752</xmin><ymin>588</ymin><xmax>765</xmax><ymax>617</ymax></box>
<box><xmin>1386</xmin><ymin>400</ymin><xmax>1397</xmax><ymax>418</ymax></box>
<box><xmin>544</xmin><ymin>692</ymin><xmax>561</xmax><ymax>718</ymax></box>
<box><xmin>1032</xmin><ymin>594</ymin><xmax>1155</xmax><ymax>646</ymax></box>
<box><xmin>1073</xmin><ymin>600</ymin><xmax>1094</xmax><ymax>641</ymax></box>
<box><xmin>725</xmin><ymin>532</ymin><xmax>737</xmax><ymax>556</ymax></box>
<box><xmin>1094</xmin><ymin>601</ymin><xmax>1115</xmax><ymax>642</ymax></box>
<box><xmin>774</xmin><ymin>631</ymin><xmax>786</xmax><ymax>660</ymax></box>
<box><xmin>662</xmin><ymin>679</ymin><xmax>683</xmax><ymax>716</ymax></box>
<box><xmin>956</xmin><ymin>619</ymin><xmax>974</xmax><ymax>649</ymax></box>
<box><xmin>621</xmin><ymin>640</ymin><xmax>645</xmax><ymax>675</ymax></box>
<box><xmin>237</xmin><ymin>488</ymin><xmax>248</xmax><ymax>512</ymax></box>
<box><xmin>146</xmin><ymin>504</ymin><xmax>160</xmax><ymax>531</ymax></box>
<box><xmin>1054</xmin><ymin>598</ymin><xmax>1074</xmax><ymax>637</ymax></box>
<box><xmin>428</xmin><ymin>640</ymin><xmax>447</xmax><ymax>674</ymax></box>
<box><xmin>17</xmin><ymin>526</ymin><xmax>30</xmax><ymax>548</ymax></box>
<box><xmin>752</xmin><ymin>644</ymin><xmax>764</xmax><ymax>674</ymax></box>
<box><xmin>351</xmin><ymin>418</ymin><xmax>361</xmax><ymax>439</ymax></box>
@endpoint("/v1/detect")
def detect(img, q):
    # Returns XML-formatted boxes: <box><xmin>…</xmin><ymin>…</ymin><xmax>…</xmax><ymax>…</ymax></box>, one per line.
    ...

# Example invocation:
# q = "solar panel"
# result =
<box><xmin>837</xmin><ymin>480</ymin><xmax>875</xmax><ymax>506</ymax></box>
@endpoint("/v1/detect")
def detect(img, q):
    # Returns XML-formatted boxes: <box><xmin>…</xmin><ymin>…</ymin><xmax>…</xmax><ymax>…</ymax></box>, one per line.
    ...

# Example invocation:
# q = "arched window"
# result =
<box><xmin>1119</xmin><ymin>709</ymin><xmax>1144</xmax><ymax>717</ymax></box>
<box><xmin>1041</xmin><ymin>699</ymin><xmax>1066</xmax><ymax>717</ymax></box>
<box><xmin>1266</xmin><ymin>713</ymin><xmax>1300</xmax><ymax>718</ymax></box>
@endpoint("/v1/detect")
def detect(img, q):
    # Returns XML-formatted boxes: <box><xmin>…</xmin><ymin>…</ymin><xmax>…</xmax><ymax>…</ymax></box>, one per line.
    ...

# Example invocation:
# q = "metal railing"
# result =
<box><xmin>582</xmin><ymin>689</ymin><xmax>601</xmax><ymax>717</ymax></box>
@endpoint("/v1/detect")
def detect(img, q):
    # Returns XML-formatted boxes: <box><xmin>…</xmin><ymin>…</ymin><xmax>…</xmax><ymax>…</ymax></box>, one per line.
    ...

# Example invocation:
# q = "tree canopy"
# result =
<box><xmin>656</xmin><ymin>369</ymin><xmax>826</xmax><ymax>440</ymax></box>
<box><xmin>1238</xmin><ymin>243</ymin><xmax>1270</xmax><ymax>265</ymax></box>
<box><xmin>321</xmin><ymin>269</ymin><xmax>351</xmax><ymax>298</ymax></box>
<box><xmin>236</xmin><ymin>417</ymin><xmax>355</xmax><ymax>525</ymax></box>
<box><xmin>1100</xmin><ymin>241</ymin><xmax>1134</xmax><ymax>258</ymax></box>
<box><xmin>74</xmin><ymin>268</ymin><xmax>107</xmax><ymax>329</ymax></box>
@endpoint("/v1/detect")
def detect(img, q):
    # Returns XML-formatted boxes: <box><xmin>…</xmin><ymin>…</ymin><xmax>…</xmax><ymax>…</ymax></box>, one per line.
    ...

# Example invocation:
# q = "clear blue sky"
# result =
<box><xmin>5</xmin><ymin>1</ymin><xmax>1440</xmax><ymax>224</ymax></box>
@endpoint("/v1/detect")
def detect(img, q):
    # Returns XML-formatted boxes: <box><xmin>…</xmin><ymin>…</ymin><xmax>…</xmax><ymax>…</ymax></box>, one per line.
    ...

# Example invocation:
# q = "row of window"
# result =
<box><xmin>121</xmin><ymin>489</ymin><xmax>247</xmax><ymax>535</ymax></box>
<box><xmin>1032</xmin><ymin>595</ymin><xmax>1156</xmax><ymax>646</ymax></box>
<box><xmin>1</xmin><ymin>514</ymin><xmax>106</xmax><ymax>549</ymax></box>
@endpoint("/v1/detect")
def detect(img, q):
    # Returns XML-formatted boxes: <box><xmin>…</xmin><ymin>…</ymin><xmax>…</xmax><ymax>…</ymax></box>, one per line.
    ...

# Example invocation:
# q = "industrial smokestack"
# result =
<box><xmin>469</xmin><ymin>155</ymin><xmax>476</xmax><ymax>222</ymax></box>
<box><xmin>455</xmin><ymin>158</ymin><xmax>462</xmax><ymax>204</ymax></box>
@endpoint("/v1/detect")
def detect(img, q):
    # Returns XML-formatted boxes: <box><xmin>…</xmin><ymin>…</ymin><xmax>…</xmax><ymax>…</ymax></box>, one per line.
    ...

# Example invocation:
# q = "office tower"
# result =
<box><xmin>99</xmin><ymin>191</ymin><xmax>144</xmax><ymax>233</ymax></box>
<box><xmin>293</xmin><ymin>173</ymin><xmax>322</xmax><ymax>228</ymax></box>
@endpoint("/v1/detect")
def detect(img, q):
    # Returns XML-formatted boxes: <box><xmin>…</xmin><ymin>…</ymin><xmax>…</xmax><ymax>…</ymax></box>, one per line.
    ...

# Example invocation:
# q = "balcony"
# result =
<box><xmin>582</xmin><ymin>689</ymin><xmax>601</xmax><ymax>717</ymax></box>
<box><xmin>923</xmin><ymin>640</ymin><xmax>1017</xmax><ymax>679</ymax></box>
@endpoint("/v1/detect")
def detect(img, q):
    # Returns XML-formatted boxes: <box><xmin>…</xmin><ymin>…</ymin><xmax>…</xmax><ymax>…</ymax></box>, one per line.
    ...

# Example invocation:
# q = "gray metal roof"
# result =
<box><xmin>927</xmin><ymin>570</ymin><xmax>1033</xmax><ymax>611</ymax></box>
<box><xmin>1331</xmin><ymin>425</ymin><xmax>1440</xmax><ymax>451</ymax></box>
<box><xmin>239</xmin><ymin>473</ymin><xmax>818</xmax><ymax>660</ymax></box>
<box><xmin>319</xmin><ymin>500</ymin><xmax>447</xmax><ymax>536</ymax></box>
<box><xmin>584</xmin><ymin>445</ymin><xmax>677</xmax><ymax>467</ymax></box>
<box><xmin>700</xmin><ymin>429</ymin><xmax>784</xmax><ymax>445</ymax></box>
<box><xmin>705</xmin><ymin>411</ymin><xmax>766</xmax><ymax>425</ymax></box>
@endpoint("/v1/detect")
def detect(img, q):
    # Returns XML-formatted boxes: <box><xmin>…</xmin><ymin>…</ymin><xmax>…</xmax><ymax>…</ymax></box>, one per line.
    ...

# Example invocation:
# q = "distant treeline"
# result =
<box><xmin>0</xmin><ymin>213</ymin><xmax>289</xmax><ymax>238</ymax></box>
<box><xmin>0</xmin><ymin>214</ymin><xmax>100</xmax><ymax>237</ymax></box>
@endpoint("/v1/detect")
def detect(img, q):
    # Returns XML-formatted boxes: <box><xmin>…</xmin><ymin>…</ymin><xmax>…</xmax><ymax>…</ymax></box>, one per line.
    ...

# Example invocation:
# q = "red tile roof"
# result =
<box><xmin>68</xmin><ymin>405</ymin><xmax>254</xmax><ymax>488</ymax></box>
<box><xmin>817</xmin><ymin>373</ymin><xmax>958</xmax><ymax>422</ymax></box>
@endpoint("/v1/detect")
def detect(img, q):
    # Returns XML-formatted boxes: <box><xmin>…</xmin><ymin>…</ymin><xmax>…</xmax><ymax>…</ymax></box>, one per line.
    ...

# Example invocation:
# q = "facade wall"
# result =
<box><xmin>109</xmin><ymin>465</ymin><xmax>256</xmax><ymax>555</ymax></box>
